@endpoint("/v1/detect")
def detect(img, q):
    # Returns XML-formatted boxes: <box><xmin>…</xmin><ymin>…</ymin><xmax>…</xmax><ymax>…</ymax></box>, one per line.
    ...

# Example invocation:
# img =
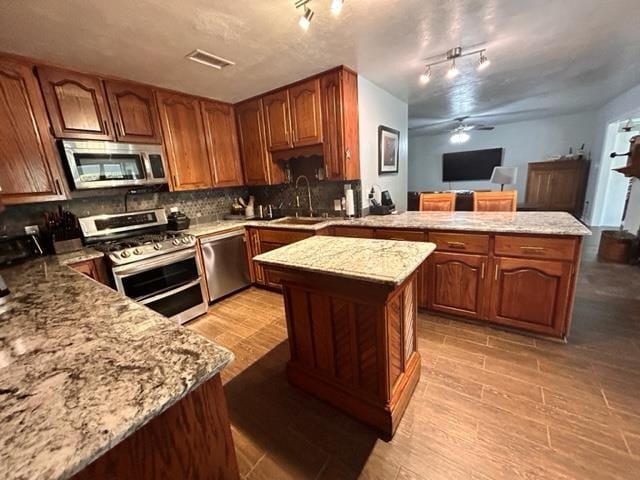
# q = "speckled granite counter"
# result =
<box><xmin>54</xmin><ymin>247</ymin><xmax>105</xmax><ymax>266</ymax></box>
<box><xmin>334</xmin><ymin>211</ymin><xmax>591</xmax><ymax>236</ymax></box>
<box><xmin>0</xmin><ymin>258</ymin><xmax>233</xmax><ymax>480</ymax></box>
<box><xmin>254</xmin><ymin>235</ymin><xmax>435</xmax><ymax>285</ymax></box>
<box><xmin>184</xmin><ymin>212</ymin><xmax>591</xmax><ymax>237</ymax></box>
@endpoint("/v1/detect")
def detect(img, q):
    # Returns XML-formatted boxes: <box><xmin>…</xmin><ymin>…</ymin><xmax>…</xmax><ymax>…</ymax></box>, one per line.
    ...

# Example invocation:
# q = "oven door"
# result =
<box><xmin>112</xmin><ymin>248</ymin><xmax>207</xmax><ymax>324</ymax></box>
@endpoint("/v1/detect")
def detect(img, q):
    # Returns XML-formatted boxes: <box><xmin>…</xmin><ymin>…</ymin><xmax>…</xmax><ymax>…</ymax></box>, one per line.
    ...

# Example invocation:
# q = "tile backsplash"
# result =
<box><xmin>0</xmin><ymin>180</ymin><xmax>361</xmax><ymax>236</ymax></box>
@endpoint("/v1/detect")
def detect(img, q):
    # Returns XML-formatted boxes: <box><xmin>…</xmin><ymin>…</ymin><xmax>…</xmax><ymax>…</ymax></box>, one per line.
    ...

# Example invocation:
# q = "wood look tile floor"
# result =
<box><xmin>188</xmin><ymin>232</ymin><xmax>640</xmax><ymax>479</ymax></box>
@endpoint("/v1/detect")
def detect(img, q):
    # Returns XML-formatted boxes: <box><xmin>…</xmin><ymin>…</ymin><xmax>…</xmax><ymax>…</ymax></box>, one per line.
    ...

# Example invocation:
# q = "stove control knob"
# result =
<box><xmin>181</xmin><ymin>237</ymin><xmax>190</xmax><ymax>244</ymax></box>
<box><xmin>133</xmin><ymin>248</ymin><xmax>142</xmax><ymax>255</ymax></box>
<box><xmin>172</xmin><ymin>239</ymin><xmax>181</xmax><ymax>246</ymax></box>
<box><xmin>121</xmin><ymin>250</ymin><xmax>131</xmax><ymax>258</ymax></box>
<box><xmin>153</xmin><ymin>243</ymin><xmax>162</xmax><ymax>250</ymax></box>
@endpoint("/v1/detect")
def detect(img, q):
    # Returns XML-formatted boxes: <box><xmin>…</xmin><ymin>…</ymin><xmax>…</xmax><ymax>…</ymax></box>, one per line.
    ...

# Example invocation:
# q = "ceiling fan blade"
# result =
<box><xmin>476</xmin><ymin>126</ymin><xmax>495</xmax><ymax>131</ymax></box>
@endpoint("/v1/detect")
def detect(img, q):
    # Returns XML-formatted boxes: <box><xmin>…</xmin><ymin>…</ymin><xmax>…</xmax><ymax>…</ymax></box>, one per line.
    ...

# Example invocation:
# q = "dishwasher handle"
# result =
<box><xmin>200</xmin><ymin>229</ymin><xmax>245</xmax><ymax>244</ymax></box>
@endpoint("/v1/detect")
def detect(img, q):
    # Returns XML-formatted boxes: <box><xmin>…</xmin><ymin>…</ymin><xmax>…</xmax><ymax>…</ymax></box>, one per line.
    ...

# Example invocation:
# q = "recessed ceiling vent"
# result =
<box><xmin>186</xmin><ymin>49</ymin><xmax>235</xmax><ymax>70</ymax></box>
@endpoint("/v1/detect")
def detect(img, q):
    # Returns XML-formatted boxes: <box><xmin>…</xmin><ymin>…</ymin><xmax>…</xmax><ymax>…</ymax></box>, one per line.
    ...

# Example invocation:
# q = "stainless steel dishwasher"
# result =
<box><xmin>200</xmin><ymin>229</ymin><xmax>251</xmax><ymax>302</ymax></box>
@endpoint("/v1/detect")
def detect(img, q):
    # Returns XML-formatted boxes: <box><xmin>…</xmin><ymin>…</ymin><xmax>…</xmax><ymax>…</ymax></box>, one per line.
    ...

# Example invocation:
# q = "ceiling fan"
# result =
<box><xmin>449</xmin><ymin>116</ymin><xmax>495</xmax><ymax>143</ymax></box>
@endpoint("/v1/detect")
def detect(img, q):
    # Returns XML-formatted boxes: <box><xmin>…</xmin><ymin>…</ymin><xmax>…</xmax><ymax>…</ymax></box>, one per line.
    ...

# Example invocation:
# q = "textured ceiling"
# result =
<box><xmin>1</xmin><ymin>0</ymin><xmax>639</xmax><ymax>135</ymax></box>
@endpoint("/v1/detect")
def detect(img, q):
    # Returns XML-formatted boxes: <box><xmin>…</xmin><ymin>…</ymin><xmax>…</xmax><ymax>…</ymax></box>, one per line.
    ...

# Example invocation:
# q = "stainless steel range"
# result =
<box><xmin>79</xmin><ymin>209</ymin><xmax>207</xmax><ymax>324</ymax></box>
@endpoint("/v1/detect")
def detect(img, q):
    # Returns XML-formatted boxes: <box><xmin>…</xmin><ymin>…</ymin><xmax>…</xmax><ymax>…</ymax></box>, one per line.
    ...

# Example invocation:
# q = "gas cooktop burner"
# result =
<box><xmin>93</xmin><ymin>231</ymin><xmax>196</xmax><ymax>265</ymax></box>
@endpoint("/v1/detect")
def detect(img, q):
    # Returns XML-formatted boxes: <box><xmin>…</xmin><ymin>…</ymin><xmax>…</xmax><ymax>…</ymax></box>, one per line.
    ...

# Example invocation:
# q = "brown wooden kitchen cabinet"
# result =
<box><xmin>262</xmin><ymin>89</ymin><xmax>292</xmax><ymax>151</ymax></box>
<box><xmin>201</xmin><ymin>100</ymin><xmax>244</xmax><ymax>187</ymax></box>
<box><xmin>427</xmin><ymin>252</ymin><xmax>488</xmax><ymax>319</ymax></box>
<box><xmin>289</xmin><ymin>78</ymin><xmax>322</xmax><ymax>147</ymax></box>
<box><xmin>0</xmin><ymin>56</ymin><xmax>67</xmax><ymax>204</ymax></box>
<box><xmin>104</xmin><ymin>80</ymin><xmax>162</xmax><ymax>144</ymax></box>
<box><xmin>69</xmin><ymin>257</ymin><xmax>111</xmax><ymax>287</ymax></box>
<box><xmin>156</xmin><ymin>90</ymin><xmax>213</xmax><ymax>191</ymax></box>
<box><xmin>37</xmin><ymin>66</ymin><xmax>114</xmax><ymax>141</ymax></box>
<box><xmin>235</xmin><ymin>98</ymin><xmax>285</xmax><ymax>185</ymax></box>
<box><xmin>490</xmin><ymin>256</ymin><xmax>573</xmax><ymax>337</ymax></box>
<box><xmin>321</xmin><ymin>68</ymin><xmax>360</xmax><ymax>180</ymax></box>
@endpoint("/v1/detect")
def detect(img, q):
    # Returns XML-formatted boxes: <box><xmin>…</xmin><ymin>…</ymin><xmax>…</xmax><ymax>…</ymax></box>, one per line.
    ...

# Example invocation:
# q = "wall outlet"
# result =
<box><xmin>333</xmin><ymin>199</ymin><xmax>342</xmax><ymax>211</ymax></box>
<box><xmin>24</xmin><ymin>225</ymin><xmax>39</xmax><ymax>235</ymax></box>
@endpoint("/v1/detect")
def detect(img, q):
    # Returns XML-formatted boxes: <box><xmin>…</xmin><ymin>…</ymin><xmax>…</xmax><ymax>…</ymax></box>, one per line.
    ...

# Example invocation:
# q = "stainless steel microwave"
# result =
<box><xmin>59</xmin><ymin>140</ymin><xmax>168</xmax><ymax>190</ymax></box>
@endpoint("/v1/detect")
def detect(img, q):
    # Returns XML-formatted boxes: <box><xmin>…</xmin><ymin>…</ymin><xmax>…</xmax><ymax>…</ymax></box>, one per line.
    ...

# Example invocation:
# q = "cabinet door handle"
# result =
<box><xmin>520</xmin><ymin>246</ymin><xmax>545</xmax><ymax>253</ymax></box>
<box><xmin>447</xmin><ymin>241</ymin><xmax>466</xmax><ymax>249</ymax></box>
<box><xmin>494</xmin><ymin>264</ymin><xmax>499</xmax><ymax>281</ymax></box>
<box><xmin>481</xmin><ymin>262</ymin><xmax>485</xmax><ymax>279</ymax></box>
<box><xmin>345</xmin><ymin>147</ymin><xmax>351</xmax><ymax>160</ymax></box>
<box><xmin>173</xmin><ymin>175</ymin><xmax>178</xmax><ymax>187</ymax></box>
<box><xmin>115</xmin><ymin>121</ymin><xmax>124</xmax><ymax>137</ymax></box>
<box><xmin>103</xmin><ymin>119</ymin><xmax>109</xmax><ymax>133</ymax></box>
<box><xmin>54</xmin><ymin>179</ymin><xmax>62</xmax><ymax>195</ymax></box>
<box><xmin>389</xmin><ymin>237</ymin><xmax>405</xmax><ymax>241</ymax></box>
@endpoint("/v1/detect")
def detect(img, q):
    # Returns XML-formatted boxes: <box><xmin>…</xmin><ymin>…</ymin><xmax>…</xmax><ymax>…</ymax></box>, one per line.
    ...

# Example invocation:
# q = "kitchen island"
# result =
<box><xmin>254</xmin><ymin>235</ymin><xmax>435</xmax><ymax>438</ymax></box>
<box><xmin>0</xmin><ymin>257</ymin><xmax>238</xmax><ymax>480</ymax></box>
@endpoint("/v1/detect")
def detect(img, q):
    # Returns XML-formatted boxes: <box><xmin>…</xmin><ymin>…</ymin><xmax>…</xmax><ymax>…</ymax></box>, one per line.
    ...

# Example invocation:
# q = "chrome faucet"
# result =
<box><xmin>295</xmin><ymin>175</ymin><xmax>313</xmax><ymax>217</ymax></box>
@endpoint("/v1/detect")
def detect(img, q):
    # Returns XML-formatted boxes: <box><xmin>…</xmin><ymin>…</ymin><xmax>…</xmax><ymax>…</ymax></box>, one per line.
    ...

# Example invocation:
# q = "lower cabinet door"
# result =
<box><xmin>260</xmin><ymin>241</ymin><xmax>286</xmax><ymax>289</ymax></box>
<box><xmin>428</xmin><ymin>252</ymin><xmax>488</xmax><ymax>319</ymax></box>
<box><xmin>490</xmin><ymin>256</ymin><xmax>572</xmax><ymax>336</ymax></box>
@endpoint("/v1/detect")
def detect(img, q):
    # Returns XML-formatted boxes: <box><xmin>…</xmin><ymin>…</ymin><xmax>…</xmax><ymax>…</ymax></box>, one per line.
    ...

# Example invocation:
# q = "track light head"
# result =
<box><xmin>330</xmin><ymin>0</ymin><xmax>343</xmax><ymax>16</ymax></box>
<box><xmin>478</xmin><ymin>51</ymin><xmax>490</xmax><ymax>71</ymax></box>
<box><xmin>299</xmin><ymin>6</ymin><xmax>314</xmax><ymax>31</ymax></box>
<box><xmin>446</xmin><ymin>60</ymin><xmax>459</xmax><ymax>79</ymax></box>
<box><xmin>419</xmin><ymin>66</ymin><xmax>431</xmax><ymax>85</ymax></box>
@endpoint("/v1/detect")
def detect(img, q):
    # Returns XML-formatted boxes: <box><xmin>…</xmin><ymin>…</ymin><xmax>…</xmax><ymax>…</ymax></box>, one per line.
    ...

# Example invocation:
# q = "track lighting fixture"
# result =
<box><xmin>419</xmin><ymin>47</ymin><xmax>490</xmax><ymax>84</ymax></box>
<box><xmin>295</xmin><ymin>0</ymin><xmax>314</xmax><ymax>31</ymax></box>
<box><xmin>419</xmin><ymin>66</ymin><xmax>431</xmax><ymax>85</ymax></box>
<box><xmin>330</xmin><ymin>0</ymin><xmax>344</xmax><ymax>16</ymax></box>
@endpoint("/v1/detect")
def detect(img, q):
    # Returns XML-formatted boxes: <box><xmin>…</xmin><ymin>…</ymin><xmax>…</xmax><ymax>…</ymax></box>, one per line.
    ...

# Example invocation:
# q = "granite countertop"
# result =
<box><xmin>333</xmin><ymin>211</ymin><xmax>592</xmax><ymax>236</ymax></box>
<box><xmin>254</xmin><ymin>235</ymin><xmax>436</xmax><ymax>285</ymax></box>
<box><xmin>185</xmin><ymin>212</ymin><xmax>591</xmax><ymax>237</ymax></box>
<box><xmin>54</xmin><ymin>247</ymin><xmax>105</xmax><ymax>266</ymax></box>
<box><xmin>0</xmin><ymin>258</ymin><xmax>233</xmax><ymax>480</ymax></box>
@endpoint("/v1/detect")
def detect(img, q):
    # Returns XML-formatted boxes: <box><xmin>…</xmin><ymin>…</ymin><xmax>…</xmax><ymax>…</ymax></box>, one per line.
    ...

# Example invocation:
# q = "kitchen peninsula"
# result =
<box><xmin>254</xmin><ymin>235</ymin><xmax>436</xmax><ymax>438</ymax></box>
<box><xmin>0</xmin><ymin>257</ymin><xmax>238</xmax><ymax>480</ymax></box>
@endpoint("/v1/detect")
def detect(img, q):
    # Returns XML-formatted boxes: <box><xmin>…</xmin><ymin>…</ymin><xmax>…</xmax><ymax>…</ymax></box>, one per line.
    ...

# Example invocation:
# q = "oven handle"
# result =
<box><xmin>139</xmin><ymin>278</ymin><xmax>203</xmax><ymax>305</ymax></box>
<box><xmin>113</xmin><ymin>248</ymin><xmax>197</xmax><ymax>277</ymax></box>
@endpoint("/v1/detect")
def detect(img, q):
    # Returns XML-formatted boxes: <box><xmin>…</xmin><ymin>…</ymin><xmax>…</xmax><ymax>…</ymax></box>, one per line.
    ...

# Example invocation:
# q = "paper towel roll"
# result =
<box><xmin>345</xmin><ymin>188</ymin><xmax>355</xmax><ymax>217</ymax></box>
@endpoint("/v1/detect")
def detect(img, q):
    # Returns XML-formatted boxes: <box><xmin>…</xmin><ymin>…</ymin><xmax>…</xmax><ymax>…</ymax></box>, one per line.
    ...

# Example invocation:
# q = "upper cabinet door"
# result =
<box><xmin>262</xmin><ymin>89</ymin><xmax>292</xmax><ymax>151</ymax></box>
<box><xmin>104</xmin><ymin>80</ymin><xmax>162</xmax><ymax>144</ymax></box>
<box><xmin>36</xmin><ymin>66</ymin><xmax>114</xmax><ymax>141</ymax></box>
<box><xmin>320</xmin><ymin>72</ymin><xmax>343</xmax><ymax>180</ymax></box>
<box><xmin>290</xmin><ymin>78</ymin><xmax>322</xmax><ymax>147</ymax></box>
<box><xmin>201</xmin><ymin>101</ymin><xmax>244</xmax><ymax>187</ymax></box>
<box><xmin>156</xmin><ymin>91</ymin><xmax>213</xmax><ymax>191</ymax></box>
<box><xmin>0</xmin><ymin>57</ymin><xmax>66</xmax><ymax>204</ymax></box>
<box><xmin>236</xmin><ymin>99</ymin><xmax>270</xmax><ymax>185</ymax></box>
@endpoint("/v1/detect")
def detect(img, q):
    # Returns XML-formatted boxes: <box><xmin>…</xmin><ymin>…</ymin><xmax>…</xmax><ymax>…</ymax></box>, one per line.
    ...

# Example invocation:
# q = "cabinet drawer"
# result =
<box><xmin>374</xmin><ymin>229</ymin><xmax>424</xmax><ymax>242</ymax></box>
<box><xmin>494</xmin><ymin>235</ymin><xmax>577</xmax><ymax>261</ymax></box>
<box><xmin>429</xmin><ymin>232</ymin><xmax>489</xmax><ymax>254</ymax></box>
<box><xmin>258</xmin><ymin>228</ymin><xmax>313</xmax><ymax>244</ymax></box>
<box><xmin>332</xmin><ymin>226</ymin><xmax>374</xmax><ymax>238</ymax></box>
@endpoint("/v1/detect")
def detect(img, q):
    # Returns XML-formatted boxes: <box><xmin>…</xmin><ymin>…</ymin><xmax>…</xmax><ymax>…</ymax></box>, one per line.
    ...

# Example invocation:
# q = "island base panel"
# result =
<box><xmin>72</xmin><ymin>374</ymin><xmax>239</xmax><ymax>480</ymax></box>
<box><xmin>276</xmin><ymin>269</ymin><xmax>422</xmax><ymax>439</ymax></box>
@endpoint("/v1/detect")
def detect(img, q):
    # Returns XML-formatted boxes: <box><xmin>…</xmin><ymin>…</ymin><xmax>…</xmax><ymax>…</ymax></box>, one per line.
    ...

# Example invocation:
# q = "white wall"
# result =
<box><xmin>587</xmin><ymin>82</ymin><xmax>640</xmax><ymax>227</ymax></box>
<box><xmin>358</xmin><ymin>76</ymin><xmax>408</xmax><ymax>212</ymax></box>
<box><xmin>408</xmin><ymin>112</ymin><xmax>597</xmax><ymax>203</ymax></box>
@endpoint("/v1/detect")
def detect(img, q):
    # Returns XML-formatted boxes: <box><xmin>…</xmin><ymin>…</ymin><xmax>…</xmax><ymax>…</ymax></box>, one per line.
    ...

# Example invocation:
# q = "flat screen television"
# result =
<box><xmin>442</xmin><ymin>148</ymin><xmax>504</xmax><ymax>182</ymax></box>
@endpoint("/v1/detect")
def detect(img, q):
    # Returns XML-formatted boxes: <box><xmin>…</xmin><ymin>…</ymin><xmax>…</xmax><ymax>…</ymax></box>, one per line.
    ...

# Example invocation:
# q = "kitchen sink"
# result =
<box><xmin>271</xmin><ymin>217</ymin><xmax>327</xmax><ymax>225</ymax></box>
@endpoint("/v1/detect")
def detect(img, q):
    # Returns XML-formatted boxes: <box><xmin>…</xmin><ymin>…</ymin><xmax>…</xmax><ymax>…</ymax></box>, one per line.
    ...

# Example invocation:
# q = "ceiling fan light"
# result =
<box><xmin>478</xmin><ymin>51</ymin><xmax>490</xmax><ymax>71</ymax></box>
<box><xmin>299</xmin><ymin>7</ymin><xmax>314</xmax><ymax>31</ymax></box>
<box><xmin>446</xmin><ymin>60</ymin><xmax>459</xmax><ymax>79</ymax></box>
<box><xmin>450</xmin><ymin>131</ymin><xmax>470</xmax><ymax>144</ymax></box>
<box><xmin>330</xmin><ymin>0</ymin><xmax>343</xmax><ymax>16</ymax></box>
<box><xmin>419</xmin><ymin>66</ymin><xmax>431</xmax><ymax>85</ymax></box>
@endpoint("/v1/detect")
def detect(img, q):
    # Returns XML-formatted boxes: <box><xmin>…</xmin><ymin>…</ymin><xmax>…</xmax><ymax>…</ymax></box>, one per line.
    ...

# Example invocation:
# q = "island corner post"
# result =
<box><xmin>263</xmin><ymin>264</ymin><xmax>422</xmax><ymax>439</ymax></box>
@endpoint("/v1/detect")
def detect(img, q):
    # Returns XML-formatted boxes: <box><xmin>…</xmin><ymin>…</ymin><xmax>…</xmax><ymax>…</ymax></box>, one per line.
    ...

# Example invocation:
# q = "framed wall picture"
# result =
<box><xmin>378</xmin><ymin>125</ymin><xmax>400</xmax><ymax>174</ymax></box>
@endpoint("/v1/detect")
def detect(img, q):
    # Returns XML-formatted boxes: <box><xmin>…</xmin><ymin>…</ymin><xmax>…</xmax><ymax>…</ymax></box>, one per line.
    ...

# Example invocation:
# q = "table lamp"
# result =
<box><xmin>490</xmin><ymin>166</ymin><xmax>518</xmax><ymax>191</ymax></box>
